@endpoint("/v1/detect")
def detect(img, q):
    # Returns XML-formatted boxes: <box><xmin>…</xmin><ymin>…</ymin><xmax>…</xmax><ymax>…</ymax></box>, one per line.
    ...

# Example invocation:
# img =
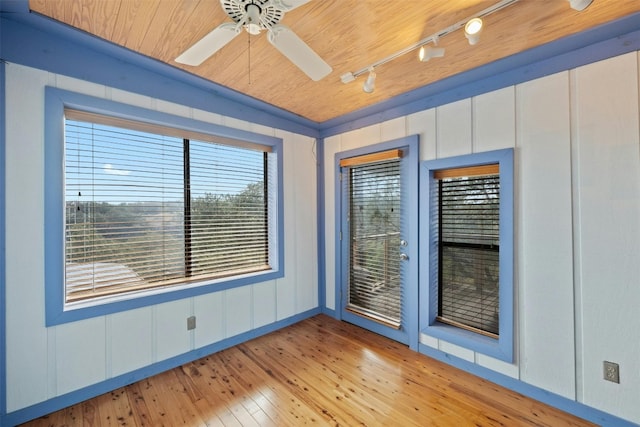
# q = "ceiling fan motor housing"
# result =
<box><xmin>220</xmin><ymin>0</ymin><xmax>285</xmax><ymax>34</ymax></box>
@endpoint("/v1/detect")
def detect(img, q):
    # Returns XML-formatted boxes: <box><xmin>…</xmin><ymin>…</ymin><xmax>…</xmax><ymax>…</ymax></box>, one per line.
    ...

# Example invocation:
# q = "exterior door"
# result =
<box><xmin>337</xmin><ymin>136</ymin><xmax>418</xmax><ymax>348</ymax></box>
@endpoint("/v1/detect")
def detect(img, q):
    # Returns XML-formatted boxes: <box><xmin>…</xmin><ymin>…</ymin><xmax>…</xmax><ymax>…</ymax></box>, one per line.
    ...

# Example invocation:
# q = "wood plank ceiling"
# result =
<box><xmin>29</xmin><ymin>0</ymin><xmax>640</xmax><ymax>123</ymax></box>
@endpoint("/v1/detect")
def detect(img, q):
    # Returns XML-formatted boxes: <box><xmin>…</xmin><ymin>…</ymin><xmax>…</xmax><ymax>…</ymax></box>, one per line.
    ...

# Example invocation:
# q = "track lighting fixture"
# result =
<box><xmin>464</xmin><ymin>18</ymin><xmax>483</xmax><ymax>45</ymax></box>
<box><xmin>341</xmin><ymin>0</ymin><xmax>522</xmax><ymax>92</ymax></box>
<box><xmin>418</xmin><ymin>45</ymin><xmax>446</xmax><ymax>62</ymax></box>
<box><xmin>362</xmin><ymin>68</ymin><xmax>376</xmax><ymax>93</ymax></box>
<box><xmin>568</xmin><ymin>0</ymin><xmax>593</xmax><ymax>11</ymax></box>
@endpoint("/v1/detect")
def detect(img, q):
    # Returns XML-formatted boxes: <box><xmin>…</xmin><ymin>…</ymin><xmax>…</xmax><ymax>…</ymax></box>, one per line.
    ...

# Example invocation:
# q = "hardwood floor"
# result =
<box><xmin>21</xmin><ymin>315</ymin><xmax>595</xmax><ymax>426</ymax></box>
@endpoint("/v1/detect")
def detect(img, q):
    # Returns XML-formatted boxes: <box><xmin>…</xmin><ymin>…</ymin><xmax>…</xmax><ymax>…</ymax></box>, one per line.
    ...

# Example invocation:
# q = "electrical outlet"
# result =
<box><xmin>187</xmin><ymin>316</ymin><xmax>196</xmax><ymax>330</ymax></box>
<box><xmin>603</xmin><ymin>361</ymin><xmax>619</xmax><ymax>383</ymax></box>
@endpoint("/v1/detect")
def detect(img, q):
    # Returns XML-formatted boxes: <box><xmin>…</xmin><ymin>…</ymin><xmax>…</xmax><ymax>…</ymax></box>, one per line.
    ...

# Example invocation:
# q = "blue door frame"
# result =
<box><xmin>334</xmin><ymin>135</ymin><xmax>419</xmax><ymax>350</ymax></box>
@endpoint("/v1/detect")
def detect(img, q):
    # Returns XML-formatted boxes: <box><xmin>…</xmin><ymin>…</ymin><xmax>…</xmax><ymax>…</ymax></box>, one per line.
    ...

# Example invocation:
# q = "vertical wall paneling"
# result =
<box><xmin>154</xmin><ymin>299</ymin><xmax>192</xmax><ymax>361</ymax></box>
<box><xmin>436</xmin><ymin>98</ymin><xmax>472</xmax><ymax>158</ymax></box>
<box><xmin>473</xmin><ymin>87</ymin><xmax>516</xmax><ymax>152</ymax></box>
<box><xmin>55</xmin><ymin>317</ymin><xmax>107</xmax><ymax>396</ymax></box>
<box><xmin>275</xmin><ymin>131</ymin><xmax>297</xmax><ymax>320</ymax></box>
<box><xmin>253</xmin><ymin>281</ymin><xmax>277</xmax><ymax>328</ymax></box>
<box><xmin>572</xmin><ymin>52</ymin><xmax>640</xmax><ymax>421</ymax></box>
<box><xmin>4</xmin><ymin>64</ymin><xmax>50</xmax><ymax>412</ymax></box>
<box><xmin>224</xmin><ymin>286</ymin><xmax>253</xmax><ymax>338</ymax></box>
<box><xmin>380</xmin><ymin>117</ymin><xmax>407</xmax><ymax>143</ymax></box>
<box><xmin>323</xmin><ymin>135</ymin><xmax>340</xmax><ymax>311</ymax></box>
<box><xmin>193</xmin><ymin>291</ymin><xmax>225</xmax><ymax>348</ymax></box>
<box><xmin>516</xmin><ymin>72</ymin><xmax>576</xmax><ymax>399</ymax></box>
<box><xmin>109</xmin><ymin>307</ymin><xmax>154</xmax><ymax>377</ymax></box>
<box><xmin>340</xmin><ymin>124</ymin><xmax>381</xmax><ymax>152</ymax></box>
<box><xmin>293</xmin><ymin>136</ymin><xmax>319</xmax><ymax>312</ymax></box>
<box><xmin>407</xmin><ymin>108</ymin><xmax>436</xmax><ymax>161</ymax></box>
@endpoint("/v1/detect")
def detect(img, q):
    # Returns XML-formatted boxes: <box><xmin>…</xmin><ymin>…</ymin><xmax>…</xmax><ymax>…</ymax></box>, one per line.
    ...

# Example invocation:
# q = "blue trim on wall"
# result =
<box><xmin>2</xmin><ymin>307</ymin><xmax>320</xmax><ymax>426</ymax></box>
<box><xmin>0</xmin><ymin>59</ymin><xmax>7</xmax><ymax>421</ymax></box>
<box><xmin>334</xmin><ymin>136</ymin><xmax>420</xmax><ymax>348</ymax></box>
<box><xmin>319</xmin><ymin>14</ymin><xmax>640</xmax><ymax>137</ymax></box>
<box><xmin>420</xmin><ymin>149</ymin><xmax>514</xmax><ymax>362</ymax></box>
<box><xmin>316</xmin><ymin>138</ymin><xmax>326</xmax><ymax>310</ymax></box>
<box><xmin>419</xmin><ymin>344</ymin><xmax>638</xmax><ymax>427</ymax></box>
<box><xmin>0</xmin><ymin>14</ymin><xmax>320</xmax><ymax>138</ymax></box>
<box><xmin>44</xmin><ymin>87</ymin><xmax>285</xmax><ymax>326</ymax></box>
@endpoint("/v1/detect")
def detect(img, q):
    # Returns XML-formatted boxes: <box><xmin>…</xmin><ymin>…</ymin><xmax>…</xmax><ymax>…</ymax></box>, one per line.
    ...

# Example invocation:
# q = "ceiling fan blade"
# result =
<box><xmin>271</xmin><ymin>0</ymin><xmax>312</xmax><ymax>12</ymax></box>
<box><xmin>267</xmin><ymin>24</ymin><xmax>332</xmax><ymax>81</ymax></box>
<box><xmin>175</xmin><ymin>22</ymin><xmax>240</xmax><ymax>66</ymax></box>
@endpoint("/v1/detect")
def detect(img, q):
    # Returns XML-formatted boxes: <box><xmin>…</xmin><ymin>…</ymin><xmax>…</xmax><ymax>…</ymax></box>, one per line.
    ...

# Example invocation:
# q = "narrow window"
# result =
<box><xmin>420</xmin><ymin>148</ymin><xmax>513</xmax><ymax>362</ymax></box>
<box><xmin>435</xmin><ymin>165</ymin><xmax>500</xmax><ymax>337</ymax></box>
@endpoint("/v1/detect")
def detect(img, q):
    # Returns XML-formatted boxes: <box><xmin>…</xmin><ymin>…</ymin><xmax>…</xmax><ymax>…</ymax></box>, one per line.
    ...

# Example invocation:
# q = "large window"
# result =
<box><xmin>45</xmin><ymin>88</ymin><xmax>283</xmax><ymax>325</ymax></box>
<box><xmin>420</xmin><ymin>149</ymin><xmax>513</xmax><ymax>362</ymax></box>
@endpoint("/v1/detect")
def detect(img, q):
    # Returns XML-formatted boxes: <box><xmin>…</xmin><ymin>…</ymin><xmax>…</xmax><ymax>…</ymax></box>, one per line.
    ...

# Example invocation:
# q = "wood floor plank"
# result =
<box><xmin>20</xmin><ymin>315</ymin><xmax>596</xmax><ymax>427</ymax></box>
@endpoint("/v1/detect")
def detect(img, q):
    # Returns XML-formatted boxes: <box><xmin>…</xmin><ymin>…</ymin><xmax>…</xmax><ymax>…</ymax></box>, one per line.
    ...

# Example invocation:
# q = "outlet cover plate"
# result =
<box><xmin>603</xmin><ymin>361</ymin><xmax>620</xmax><ymax>383</ymax></box>
<box><xmin>187</xmin><ymin>316</ymin><xmax>196</xmax><ymax>330</ymax></box>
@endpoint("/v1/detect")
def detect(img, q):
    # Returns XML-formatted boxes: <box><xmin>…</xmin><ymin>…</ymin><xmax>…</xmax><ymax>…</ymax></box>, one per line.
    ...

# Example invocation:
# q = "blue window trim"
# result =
<box><xmin>0</xmin><ymin>59</ymin><xmax>7</xmax><ymax>420</ymax></box>
<box><xmin>419</xmin><ymin>148</ymin><xmax>514</xmax><ymax>362</ymax></box>
<box><xmin>44</xmin><ymin>87</ymin><xmax>285</xmax><ymax>326</ymax></box>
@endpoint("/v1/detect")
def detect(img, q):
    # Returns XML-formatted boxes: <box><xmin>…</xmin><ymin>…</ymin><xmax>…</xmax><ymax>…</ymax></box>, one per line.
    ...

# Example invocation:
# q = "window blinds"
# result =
<box><xmin>437</xmin><ymin>167</ymin><xmax>500</xmax><ymax>337</ymax></box>
<box><xmin>347</xmin><ymin>159</ymin><xmax>402</xmax><ymax>327</ymax></box>
<box><xmin>64</xmin><ymin>114</ymin><xmax>270</xmax><ymax>303</ymax></box>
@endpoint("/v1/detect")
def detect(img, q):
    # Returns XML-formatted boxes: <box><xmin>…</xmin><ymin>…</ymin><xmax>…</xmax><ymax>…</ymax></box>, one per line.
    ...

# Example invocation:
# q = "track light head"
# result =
<box><xmin>418</xmin><ymin>45</ymin><xmax>446</xmax><ymax>62</ymax></box>
<box><xmin>363</xmin><ymin>68</ymin><xmax>376</xmax><ymax>93</ymax></box>
<box><xmin>464</xmin><ymin>18</ymin><xmax>483</xmax><ymax>45</ymax></box>
<box><xmin>568</xmin><ymin>0</ymin><xmax>593</xmax><ymax>11</ymax></box>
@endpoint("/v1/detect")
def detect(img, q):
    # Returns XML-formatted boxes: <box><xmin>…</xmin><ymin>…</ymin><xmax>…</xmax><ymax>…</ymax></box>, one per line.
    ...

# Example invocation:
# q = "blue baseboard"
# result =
<box><xmin>1</xmin><ymin>307</ymin><xmax>320</xmax><ymax>427</ymax></box>
<box><xmin>419</xmin><ymin>344</ymin><xmax>639</xmax><ymax>427</ymax></box>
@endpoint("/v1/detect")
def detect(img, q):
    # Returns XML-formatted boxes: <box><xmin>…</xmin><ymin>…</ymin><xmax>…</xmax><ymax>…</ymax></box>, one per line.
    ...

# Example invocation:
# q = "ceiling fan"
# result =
<box><xmin>175</xmin><ymin>0</ymin><xmax>332</xmax><ymax>81</ymax></box>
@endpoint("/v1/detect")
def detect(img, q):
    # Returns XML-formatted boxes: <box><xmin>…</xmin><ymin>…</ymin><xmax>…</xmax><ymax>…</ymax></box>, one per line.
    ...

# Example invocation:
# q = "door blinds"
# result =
<box><xmin>64</xmin><ymin>112</ymin><xmax>270</xmax><ymax>303</ymax></box>
<box><xmin>345</xmin><ymin>155</ymin><xmax>402</xmax><ymax>327</ymax></box>
<box><xmin>436</xmin><ymin>164</ymin><xmax>500</xmax><ymax>337</ymax></box>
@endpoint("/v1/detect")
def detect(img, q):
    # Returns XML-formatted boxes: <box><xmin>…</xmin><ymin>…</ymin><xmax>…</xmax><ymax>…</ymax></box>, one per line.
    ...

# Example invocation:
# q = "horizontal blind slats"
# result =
<box><xmin>438</xmin><ymin>171</ymin><xmax>500</xmax><ymax>336</ymax></box>
<box><xmin>64</xmin><ymin>116</ymin><xmax>271</xmax><ymax>303</ymax></box>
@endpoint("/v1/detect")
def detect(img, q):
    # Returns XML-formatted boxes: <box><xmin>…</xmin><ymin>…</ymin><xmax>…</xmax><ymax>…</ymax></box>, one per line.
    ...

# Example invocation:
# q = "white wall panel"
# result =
<box><xmin>436</xmin><ymin>98</ymin><xmax>472</xmax><ymax>158</ymax></box>
<box><xmin>439</xmin><ymin>341</ymin><xmax>474</xmax><ymax>363</ymax></box>
<box><xmin>275</xmin><ymin>131</ymin><xmax>297</xmax><ymax>319</ymax></box>
<box><xmin>323</xmin><ymin>135</ymin><xmax>340</xmax><ymax>310</ymax></box>
<box><xmin>53</xmin><ymin>73</ymin><xmax>106</xmax><ymax>98</ymax></box>
<box><xmin>476</xmin><ymin>354</ymin><xmax>519</xmax><ymax>379</ymax></box>
<box><xmin>154</xmin><ymin>299</ymin><xmax>192</xmax><ymax>361</ymax></box>
<box><xmin>4</xmin><ymin>64</ymin><xmax>50</xmax><ymax>412</ymax></box>
<box><xmin>225</xmin><ymin>286</ymin><xmax>253</xmax><ymax>337</ymax></box>
<box><xmin>55</xmin><ymin>317</ymin><xmax>107</xmax><ymax>395</ymax></box>
<box><xmin>194</xmin><ymin>291</ymin><xmax>225</xmax><ymax>348</ymax></box>
<box><xmin>110</xmin><ymin>87</ymin><xmax>154</xmax><ymax>109</ymax></box>
<box><xmin>407</xmin><ymin>108</ymin><xmax>436</xmax><ymax>161</ymax></box>
<box><xmin>573</xmin><ymin>53</ymin><xmax>640</xmax><ymax>421</ymax></box>
<box><xmin>341</xmin><ymin>124</ymin><xmax>380</xmax><ymax>151</ymax></box>
<box><xmin>380</xmin><ymin>117</ymin><xmax>407</xmax><ymax>142</ymax></box>
<box><xmin>474</xmin><ymin>86</ymin><xmax>515</xmax><ymax>152</ymax></box>
<box><xmin>109</xmin><ymin>307</ymin><xmax>154</xmax><ymax>377</ymax></box>
<box><xmin>253</xmin><ymin>281</ymin><xmax>277</xmax><ymax>328</ymax></box>
<box><xmin>293</xmin><ymin>137</ymin><xmax>319</xmax><ymax>312</ymax></box>
<box><xmin>516</xmin><ymin>72</ymin><xmax>576</xmax><ymax>398</ymax></box>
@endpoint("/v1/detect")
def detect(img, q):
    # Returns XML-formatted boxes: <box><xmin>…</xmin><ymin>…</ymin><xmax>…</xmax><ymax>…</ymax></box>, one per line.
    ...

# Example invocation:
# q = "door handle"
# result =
<box><xmin>400</xmin><ymin>253</ymin><xmax>409</xmax><ymax>261</ymax></box>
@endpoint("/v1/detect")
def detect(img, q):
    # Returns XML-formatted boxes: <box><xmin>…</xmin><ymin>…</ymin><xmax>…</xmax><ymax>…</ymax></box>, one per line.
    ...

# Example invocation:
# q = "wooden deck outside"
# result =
<box><xmin>21</xmin><ymin>315</ymin><xmax>595</xmax><ymax>426</ymax></box>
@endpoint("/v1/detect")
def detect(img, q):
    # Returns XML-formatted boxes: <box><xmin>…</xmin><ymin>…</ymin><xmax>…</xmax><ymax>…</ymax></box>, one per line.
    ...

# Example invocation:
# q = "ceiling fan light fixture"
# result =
<box><xmin>363</xmin><ymin>68</ymin><xmax>376</xmax><ymax>93</ymax></box>
<box><xmin>244</xmin><ymin>3</ymin><xmax>263</xmax><ymax>35</ymax></box>
<box><xmin>418</xmin><ymin>45</ymin><xmax>445</xmax><ymax>62</ymax></box>
<box><xmin>464</xmin><ymin>17</ymin><xmax>483</xmax><ymax>45</ymax></box>
<box><xmin>568</xmin><ymin>0</ymin><xmax>594</xmax><ymax>11</ymax></box>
